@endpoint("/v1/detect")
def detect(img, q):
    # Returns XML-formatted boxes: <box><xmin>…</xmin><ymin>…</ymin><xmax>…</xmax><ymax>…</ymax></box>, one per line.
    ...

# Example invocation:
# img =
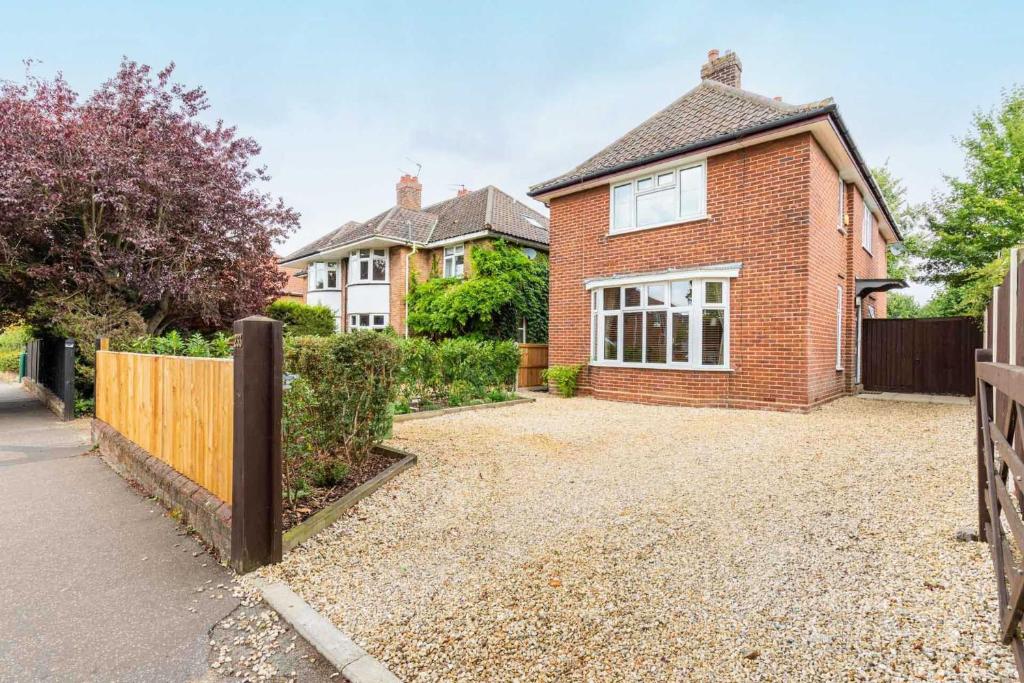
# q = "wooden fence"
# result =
<box><xmin>96</xmin><ymin>350</ymin><xmax>234</xmax><ymax>503</ymax></box>
<box><xmin>978</xmin><ymin>247</ymin><xmax>1024</xmax><ymax>677</ymax></box>
<box><xmin>862</xmin><ymin>317</ymin><xmax>981</xmax><ymax>395</ymax></box>
<box><xmin>518</xmin><ymin>343</ymin><xmax>548</xmax><ymax>388</ymax></box>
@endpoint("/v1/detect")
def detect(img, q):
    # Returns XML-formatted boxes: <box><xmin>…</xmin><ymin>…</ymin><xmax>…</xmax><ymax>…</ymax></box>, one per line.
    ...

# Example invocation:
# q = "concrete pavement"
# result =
<box><xmin>0</xmin><ymin>380</ymin><xmax>240</xmax><ymax>682</ymax></box>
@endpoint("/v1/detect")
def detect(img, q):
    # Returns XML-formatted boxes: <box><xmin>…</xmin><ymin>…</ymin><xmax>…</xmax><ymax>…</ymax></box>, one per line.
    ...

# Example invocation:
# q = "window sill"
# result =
<box><xmin>309</xmin><ymin>288</ymin><xmax>342</xmax><ymax>293</ymax></box>
<box><xmin>348</xmin><ymin>281</ymin><xmax>390</xmax><ymax>286</ymax></box>
<box><xmin>608</xmin><ymin>214</ymin><xmax>709</xmax><ymax>237</ymax></box>
<box><xmin>589</xmin><ymin>361</ymin><xmax>733</xmax><ymax>372</ymax></box>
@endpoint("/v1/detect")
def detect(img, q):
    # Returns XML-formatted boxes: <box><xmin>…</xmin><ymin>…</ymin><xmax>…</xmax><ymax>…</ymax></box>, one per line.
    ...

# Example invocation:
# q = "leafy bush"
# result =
<box><xmin>542</xmin><ymin>364</ymin><xmax>583</xmax><ymax>398</ymax></box>
<box><xmin>396</xmin><ymin>337</ymin><xmax>519</xmax><ymax>407</ymax></box>
<box><xmin>407</xmin><ymin>240</ymin><xmax>548</xmax><ymax>342</ymax></box>
<box><xmin>267</xmin><ymin>300</ymin><xmax>336</xmax><ymax>337</ymax></box>
<box><xmin>0</xmin><ymin>324</ymin><xmax>31</xmax><ymax>352</ymax></box>
<box><xmin>74</xmin><ymin>397</ymin><xmax>95</xmax><ymax>417</ymax></box>
<box><xmin>281</xmin><ymin>332</ymin><xmax>401</xmax><ymax>503</ymax></box>
<box><xmin>122</xmin><ymin>330</ymin><xmax>234</xmax><ymax>358</ymax></box>
<box><xmin>0</xmin><ymin>349</ymin><xmax>20</xmax><ymax>373</ymax></box>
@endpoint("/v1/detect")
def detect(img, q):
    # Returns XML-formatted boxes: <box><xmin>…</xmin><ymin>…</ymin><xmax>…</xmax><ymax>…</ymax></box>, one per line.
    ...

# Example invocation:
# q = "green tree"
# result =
<box><xmin>871</xmin><ymin>163</ymin><xmax>924</xmax><ymax>281</ymax></box>
<box><xmin>920</xmin><ymin>86</ymin><xmax>1024</xmax><ymax>317</ymax></box>
<box><xmin>406</xmin><ymin>241</ymin><xmax>548</xmax><ymax>342</ymax></box>
<box><xmin>886</xmin><ymin>293</ymin><xmax>922</xmax><ymax>319</ymax></box>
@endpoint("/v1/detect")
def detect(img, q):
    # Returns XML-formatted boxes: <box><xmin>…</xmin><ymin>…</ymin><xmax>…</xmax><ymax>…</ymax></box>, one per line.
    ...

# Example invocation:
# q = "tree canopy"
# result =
<box><xmin>917</xmin><ymin>86</ymin><xmax>1024</xmax><ymax>317</ymax></box>
<box><xmin>406</xmin><ymin>240</ymin><xmax>548</xmax><ymax>342</ymax></box>
<box><xmin>872</xmin><ymin>162</ymin><xmax>925</xmax><ymax>282</ymax></box>
<box><xmin>0</xmin><ymin>59</ymin><xmax>298</xmax><ymax>334</ymax></box>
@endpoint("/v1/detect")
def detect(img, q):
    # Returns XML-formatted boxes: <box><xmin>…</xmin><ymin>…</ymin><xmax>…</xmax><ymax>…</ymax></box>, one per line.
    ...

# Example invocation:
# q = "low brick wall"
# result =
<box><xmin>92</xmin><ymin>419</ymin><xmax>231</xmax><ymax>559</ymax></box>
<box><xmin>22</xmin><ymin>377</ymin><xmax>66</xmax><ymax>419</ymax></box>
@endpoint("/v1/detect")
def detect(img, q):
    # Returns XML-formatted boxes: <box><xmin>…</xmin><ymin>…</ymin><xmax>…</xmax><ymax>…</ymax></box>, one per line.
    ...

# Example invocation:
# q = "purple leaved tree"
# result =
<box><xmin>0</xmin><ymin>59</ymin><xmax>299</xmax><ymax>333</ymax></box>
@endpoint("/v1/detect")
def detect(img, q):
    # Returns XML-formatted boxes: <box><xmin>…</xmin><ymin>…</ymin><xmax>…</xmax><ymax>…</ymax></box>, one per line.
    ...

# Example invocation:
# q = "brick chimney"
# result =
<box><xmin>396</xmin><ymin>174</ymin><xmax>422</xmax><ymax>210</ymax></box>
<box><xmin>700</xmin><ymin>49</ymin><xmax>742</xmax><ymax>89</ymax></box>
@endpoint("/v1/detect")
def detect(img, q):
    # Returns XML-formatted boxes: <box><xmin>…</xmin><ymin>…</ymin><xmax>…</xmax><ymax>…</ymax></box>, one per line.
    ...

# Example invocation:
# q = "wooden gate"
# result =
<box><xmin>861</xmin><ymin>317</ymin><xmax>981</xmax><ymax>395</ymax></box>
<box><xmin>517</xmin><ymin>343</ymin><xmax>548</xmax><ymax>388</ymax></box>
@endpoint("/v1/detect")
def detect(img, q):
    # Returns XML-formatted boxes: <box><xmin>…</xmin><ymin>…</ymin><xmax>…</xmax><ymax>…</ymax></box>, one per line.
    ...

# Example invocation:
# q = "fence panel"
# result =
<box><xmin>95</xmin><ymin>351</ymin><xmax>234</xmax><ymax>503</ymax></box>
<box><xmin>518</xmin><ymin>343</ymin><xmax>548</xmax><ymax>388</ymax></box>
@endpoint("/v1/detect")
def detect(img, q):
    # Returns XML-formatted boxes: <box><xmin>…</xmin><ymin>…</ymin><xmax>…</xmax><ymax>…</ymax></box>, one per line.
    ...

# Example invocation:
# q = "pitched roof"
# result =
<box><xmin>280</xmin><ymin>185</ymin><xmax>548</xmax><ymax>264</ymax></box>
<box><xmin>529</xmin><ymin>80</ymin><xmax>833</xmax><ymax>196</ymax></box>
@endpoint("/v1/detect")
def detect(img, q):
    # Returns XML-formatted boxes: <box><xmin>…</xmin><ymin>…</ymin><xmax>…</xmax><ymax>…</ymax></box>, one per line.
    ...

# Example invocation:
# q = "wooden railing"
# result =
<box><xmin>518</xmin><ymin>343</ymin><xmax>548</xmax><ymax>388</ymax></box>
<box><xmin>96</xmin><ymin>350</ymin><xmax>235</xmax><ymax>502</ymax></box>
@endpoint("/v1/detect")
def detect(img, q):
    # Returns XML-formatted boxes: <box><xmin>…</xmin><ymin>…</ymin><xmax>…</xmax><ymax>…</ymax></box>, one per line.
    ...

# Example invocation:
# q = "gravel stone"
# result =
<box><xmin>261</xmin><ymin>395</ymin><xmax>1015</xmax><ymax>681</ymax></box>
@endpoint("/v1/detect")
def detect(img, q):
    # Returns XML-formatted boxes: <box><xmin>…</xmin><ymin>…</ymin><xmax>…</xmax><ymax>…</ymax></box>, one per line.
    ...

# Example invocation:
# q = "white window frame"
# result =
<box><xmin>862</xmin><ymin>206</ymin><xmax>874</xmax><ymax>254</ymax></box>
<box><xmin>609</xmin><ymin>160</ymin><xmax>707</xmax><ymax>235</ymax></box>
<box><xmin>589</xmin><ymin>277</ymin><xmax>729</xmax><ymax>370</ymax></box>
<box><xmin>349</xmin><ymin>313</ymin><xmax>389</xmax><ymax>330</ymax></box>
<box><xmin>837</xmin><ymin>179</ymin><xmax>846</xmax><ymax>232</ymax></box>
<box><xmin>836</xmin><ymin>285</ymin><xmax>844</xmax><ymax>371</ymax></box>
<box><xmin>308</xmin><ymin>261</ymin><xmax>339</xmax><ymax>291</ymax></box>
<box><xmin>352</xmin><ymin>249</ymin><xmax>388</xmax><ymax>283</ymax></box>
<box><xmin>443</xmin><ymin>244</ymin><xmax>465</xmax><ymax>278</ymax></box>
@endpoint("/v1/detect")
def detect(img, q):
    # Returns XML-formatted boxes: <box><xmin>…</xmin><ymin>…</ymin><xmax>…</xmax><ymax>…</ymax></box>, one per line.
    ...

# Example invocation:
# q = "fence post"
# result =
<box><xmin>230</xmin><ymin>316</ymin><xmax>283</xmax><ymax>573</ymax></box>
<box><xmin>61</xmin><ymin>339</ymin><xmax>75</xmax><ymax>421</ymax></box>
<box><xmin>977</xmin><ymin>347</ymin><xmax>993</xmax><ymax>543</ymax></box>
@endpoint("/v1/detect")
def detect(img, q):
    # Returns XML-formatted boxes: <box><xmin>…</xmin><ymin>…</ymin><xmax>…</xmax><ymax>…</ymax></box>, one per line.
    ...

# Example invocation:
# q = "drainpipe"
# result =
<box><xmin>855</xmin><ymin>296</ymin><xmax>863</xmax><ymax>387</ymax></box>
<box><xmin>405</xmin><ymin>244</ymin><xmax>417</xmax><ymax>337</ymax></box>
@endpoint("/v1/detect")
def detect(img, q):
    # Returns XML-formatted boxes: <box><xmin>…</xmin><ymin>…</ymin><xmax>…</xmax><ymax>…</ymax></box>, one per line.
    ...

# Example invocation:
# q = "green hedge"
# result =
<box><xmin>396</xmin><ymin>337</ymin><xmax>519</xmax><ymax>407</ymax></box>
<box><xmin>282</xmin><ymin>332</ymin><xmax>401</xmax><ymax>502</ymax></box>
<box><xmin>267</xmin><ymin>300</ymin><xmax>336</xmax><ymax>337</ymax></box>
<box><xmin>0</xmin><ymin>349</ymin><xmax>20</xmax><ymax>373</ymax></box>
<box><xmin>0</xmin><ymin>325</ymin><xmax>31</xmax><ymax>374</ymax></box>
<box><xmin>121</xmin><ymin>330</ymin><xmax>233</xmax><ymax>358</ymax></box>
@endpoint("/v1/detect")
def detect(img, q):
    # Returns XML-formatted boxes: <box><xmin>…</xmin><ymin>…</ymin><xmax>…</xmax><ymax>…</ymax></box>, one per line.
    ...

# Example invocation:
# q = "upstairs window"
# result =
<box><xmin>444</xmin><ymin>245</ymin><xmax>465</xmax><ymax>278</ymax></box>
<box><xmin>862</xmin><ymin>206</ymin><xmax>874</xmax><ymax>254</ymax></box>
<box><xmin>353</xmin><ymin>249</ymin><xmax>388</xmax><ymax>283</ymax></box>
<box><xmin>308</xmin><ymin>262</ymin><xmax>339</xmax><ymax>291</ymax></box>
<box><xmin>610</xmin><ymin>161</ymin><xmax>706</xmax><ymax>233</ymax></box>
<box><xmin>590</xmin><ymin>278</ymin><xmax>727</xmax><ymax>369</ymax></box>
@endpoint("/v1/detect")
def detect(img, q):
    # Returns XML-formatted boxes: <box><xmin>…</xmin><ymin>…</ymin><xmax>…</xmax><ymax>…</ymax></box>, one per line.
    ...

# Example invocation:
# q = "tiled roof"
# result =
<box><xmin>529</xmin><ymin>80</ymin><xmax>833</xmax><ymax>196</ymax></box>
<box><xmin>281</xmin><ymin>185</ymin><xmax>548</xmax><ymax>264</ymax></box>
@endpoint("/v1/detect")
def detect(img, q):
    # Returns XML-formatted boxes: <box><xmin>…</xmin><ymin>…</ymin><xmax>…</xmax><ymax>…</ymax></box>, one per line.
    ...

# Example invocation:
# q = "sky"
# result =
<box><xmin>3</xmin><ymin>1</ymin><xmax>1023</xmax><ymax>303</ymax></box>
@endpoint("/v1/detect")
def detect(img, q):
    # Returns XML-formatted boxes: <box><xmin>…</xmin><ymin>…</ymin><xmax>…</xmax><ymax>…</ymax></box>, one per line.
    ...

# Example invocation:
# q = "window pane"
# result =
<box><xmin>360</xmin><ymin>314</ymin><xmax>370</xmax><ymax>326</ymax></box>
<box><xmin>443</xmin><ymin>258</ymin><xmax>453</xmax><ymax>278</ymax></box>
<box><xmin>680</xmin><ymin>165</ymin><xmax>704</xmax><ymax>218</ymax></box>
<box><xmin>645</xmin><ymin>311</ymin><xmax>667</xmax><ymax>364</ymax></box>
<box><xmin>602</xmin><ymin>288</ymin><xmax>620</xmax><ymax>311</ymax></box>
<box><xmin>657</xmin><ymin>172</ymin><xmax>674</xmax><ymax>187</ymax></box>
<box><xmin>623</xmin><ymin>312</ymin><xmax>643</xmax><ymax>362</ymax></box>
<box><xmin>671</xmin><ymin>280</ymin><xmax>692</xmax><ymax>306</ymax></box>
<box><xmin>455</xmin><ymin>254</ymin><xmax>464</xmax><ymax>276</ymax></box>
<box><xmin>314</xmin><ymin>263</ymin><xmax>325</xmax><ymax>289</ymax></box>
<box><xmin>624</xmin><ymin>286</ymin><xmax>641</xmax><ymax>308</ymax></box>
<box><xmin>613</xmin><ymin>185</ymin><xmax>633</xmax><ymax>230</ymax></box>
<box><xmin>647</xmin><ymin>284</ymin><xmax>666</xmax><ymax>306</ymax></box>
<box><xmin>372</xmin><ymin>252</ymin><xmax>386</xmax><ymax>281</ymax></box>
<box><xmin>350</xmin><ymin>315</ymin><xmax>356</xmax><ymax>327</ymax></box>
<box><xmin>444</xmin><ymin>246</ymin><xmax>454</xmax><ymax>256</ymax></box>
<box><xmin>636</xmin><ymin>188</ymin><xmax>675</xmax><ymax>227</ymax></box>
<box><xmin>672</xmin><ymin>312</ymin><xmax>689</xmax><ymax>362</ymax></box>
<box><xmin>591</xmin><ymin>313</ymin><xmax>597</xmax><ymax>360</ymax></box>
<box><xmin>705</xmin><ymin>281</ymin><xmax>723</xmax><ymax>304</ymax></box>
<box><xmin>701</xmin><ymin>310</ymin><xmax>724</xmax><ymax>365</ymax></box>
<box><xmin>637</xmin><ymin>177</ymin><xmax>654</xmax><ymax>191</ymax></box>
<box><xmin>373</xmin><ymin>315</ymin><xmax>385</xmax><ymax>326</ymax></box>
<box><xmin>326</xmin><ymin>264</ymin><xmax>337</xmax><ymax>288</ymax></box>
<box><xmin>603</xmin><ymin>315</ymin><xmax>619</xmax><ymax>361</ymax></box>
<box><xmin>359</xmin><ymin>249</ymin><xmax>369</xmax><ymax>258</ymax></box>
<box><xmin>360</xmin><ymin>260</ymin><xmax>369</xmax><ymax>280</ymax></box>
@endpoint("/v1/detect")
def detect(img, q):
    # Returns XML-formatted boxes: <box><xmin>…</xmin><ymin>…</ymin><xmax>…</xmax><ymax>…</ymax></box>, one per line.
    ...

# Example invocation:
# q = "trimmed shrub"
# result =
<box><xmin>542</xmin><ymin>364</ymin><xmax>583</xmax><ymax>398</ymax></box>
<box><xmin>282</xmin><ymin>332</ymin><xmax>401</xmax><ymax>502</ymax></box>
<box><xmin>396</xmin><ymin>337</ymin><xmax>519</xmax><ymax>406</ymax></box>
<box><xmin>267</xmin><ymin>300</ymin><xmax>336</xmax><ymax>337</ymax></box>
<box><xmin>0</xmin><ymin>349</ymin><xmax>20</xmax><ymax>373</ymax></box>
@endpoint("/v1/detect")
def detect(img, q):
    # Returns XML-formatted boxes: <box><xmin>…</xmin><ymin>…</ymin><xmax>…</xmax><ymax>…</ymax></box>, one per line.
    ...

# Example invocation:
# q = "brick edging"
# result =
<box><xmin>91</xmin><ymin>419</ymin><xmax>232</xmax><ymax>559</ymax></box>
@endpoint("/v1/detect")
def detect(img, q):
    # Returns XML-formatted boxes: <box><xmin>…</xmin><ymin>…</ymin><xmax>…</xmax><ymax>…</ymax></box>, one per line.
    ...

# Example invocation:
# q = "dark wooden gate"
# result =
<box><xmin>862</xmin><ymin>317</ymin><xmax>981</xmax><ymax>395</ymax></box>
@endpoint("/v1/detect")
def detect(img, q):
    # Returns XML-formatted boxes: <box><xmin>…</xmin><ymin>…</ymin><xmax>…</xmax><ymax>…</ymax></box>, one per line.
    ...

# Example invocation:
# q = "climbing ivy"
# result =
<box><xmin>406</xmin><ymin>240</ymin><xmax>548</xmax><ymax>342</ymax></box>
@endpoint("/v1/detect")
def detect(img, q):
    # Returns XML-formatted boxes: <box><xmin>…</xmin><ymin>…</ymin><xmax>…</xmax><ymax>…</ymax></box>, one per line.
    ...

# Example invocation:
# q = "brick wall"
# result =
<box><xmin>548</xmin><ymin>134</ymin><xmax>816</xmax><ymax>411</ymax></box>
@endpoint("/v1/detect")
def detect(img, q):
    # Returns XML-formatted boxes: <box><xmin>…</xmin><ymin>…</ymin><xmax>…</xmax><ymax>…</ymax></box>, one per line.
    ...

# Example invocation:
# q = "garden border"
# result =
<box><xmin>393</xmin><ymin>396</ymin><xmax>535</xmax><ymax>423</ymax></box>
<box><xmin>282</xmin><ymin>445</ymin><xmax>417</xmax><ymax>553</ymax></box>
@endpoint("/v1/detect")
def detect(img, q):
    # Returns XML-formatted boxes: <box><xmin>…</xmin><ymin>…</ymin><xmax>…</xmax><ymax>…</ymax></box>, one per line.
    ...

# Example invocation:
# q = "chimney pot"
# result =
<box><xmin>396</xmin><ymin>174</ymin><xmax>422</xmax><ymax>210</ymax></box>
<box><xmin>700</xmin><ymin>49</ymin><xmax>742</xmax><ymax>89</ymax></box>
<box><xmin>773</xmin><ymin>96</ymin><xmax>782</xmax><ymax>101</ymax></box>
<box><xmin>457</xmin><ymin>186</ymin><xmax>470</xmax><ymax>197</ymax></box>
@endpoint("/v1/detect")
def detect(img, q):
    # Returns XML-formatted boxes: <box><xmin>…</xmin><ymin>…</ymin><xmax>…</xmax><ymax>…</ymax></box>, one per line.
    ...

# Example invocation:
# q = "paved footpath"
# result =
<box><xmin>0</xmin><ymin>380</ymin><xmax>242</xmax><ymax>682</ymax></box>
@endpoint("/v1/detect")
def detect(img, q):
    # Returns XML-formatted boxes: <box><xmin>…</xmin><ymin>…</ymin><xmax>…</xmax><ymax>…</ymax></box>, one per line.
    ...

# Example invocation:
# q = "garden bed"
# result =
<box><xmin>394</xmin><ymin>396</ymin><xmax>534</xmax><ymax>422</ymax></box>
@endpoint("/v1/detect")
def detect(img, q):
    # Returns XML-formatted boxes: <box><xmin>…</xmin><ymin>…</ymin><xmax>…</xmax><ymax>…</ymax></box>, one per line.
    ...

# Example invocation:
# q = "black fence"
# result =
<box><xmin>24</xmin><ymin>337</ymin><xmax>76</xmax><ymax>421</ymax></box>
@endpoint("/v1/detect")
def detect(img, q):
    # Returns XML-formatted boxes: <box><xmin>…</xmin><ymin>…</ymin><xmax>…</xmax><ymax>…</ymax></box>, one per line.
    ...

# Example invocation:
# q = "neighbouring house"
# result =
<box><xmin>277</xmin><ymin>263</ymin><xmax>307</xmax><ymax>303</ymax></box>
<box><xmin>279</xmin><ymin>176</ymin><xmax>549</xmax><ymax>333</ymax></box>
<box><xmin>528</xmin><ymin>49</ymin><xmax>905</xmax><ymax>411</ymax></box>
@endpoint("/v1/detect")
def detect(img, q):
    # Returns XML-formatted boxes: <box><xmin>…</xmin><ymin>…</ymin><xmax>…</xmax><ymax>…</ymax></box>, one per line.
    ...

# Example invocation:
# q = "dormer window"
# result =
<box><xmin>352</xmin><ymin>249</ymin><xmax>388</xmax><ymax>283</ymax></box>
<box><xmin>610</xmin><ymin>161</ymin><xmax>706</xmax><ymax>234</ymax></box>
<box><xmin>444</xmin><ymin>245</ymin><xmax>465</xmax><ymax>278</ymax></box>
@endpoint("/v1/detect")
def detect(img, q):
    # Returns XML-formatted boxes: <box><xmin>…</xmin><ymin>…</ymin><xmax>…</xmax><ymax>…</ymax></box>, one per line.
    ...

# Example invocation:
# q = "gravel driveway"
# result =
<box><xmin>263</xmin><ymin>394</ymin><xmax>1013</xmax><ymax>681</ymax></box>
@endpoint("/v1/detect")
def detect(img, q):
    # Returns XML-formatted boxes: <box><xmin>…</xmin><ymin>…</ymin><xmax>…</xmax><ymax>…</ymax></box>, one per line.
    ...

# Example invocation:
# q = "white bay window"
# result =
<box><xmin>351</xmin><ymin>249</ymin><xmax>388</xmax><ymax>283</ymax></box>
<box><xmin>611</xmin><ymin>161</ymin><xmax>706</xmax><ymax>233</ymax></box>
<box><xmin>590</xmin><ymin>278</ymin><xmax>729</xmax><ymax>369</ymax></box>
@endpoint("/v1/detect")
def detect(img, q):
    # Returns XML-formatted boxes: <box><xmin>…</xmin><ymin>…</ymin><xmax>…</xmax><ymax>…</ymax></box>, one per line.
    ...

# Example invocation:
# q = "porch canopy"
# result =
<box><xmin>855</xmin><ymin>278</ymin><xmax>908</xmax><ymax>298</ymax></box>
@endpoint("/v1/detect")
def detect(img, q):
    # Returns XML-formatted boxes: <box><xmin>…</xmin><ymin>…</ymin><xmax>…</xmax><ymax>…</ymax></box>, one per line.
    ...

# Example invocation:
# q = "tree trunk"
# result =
<box><xmin>145</xmin><ymin>293</ymin><xmax>172</xmax><ymax>334</ymax></box>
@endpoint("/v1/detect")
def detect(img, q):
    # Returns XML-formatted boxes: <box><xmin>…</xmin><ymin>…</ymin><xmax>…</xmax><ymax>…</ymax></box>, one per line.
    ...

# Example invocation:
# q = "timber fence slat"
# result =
<box><xmin>95</xmin><ymin>351</ymin><xmax>234</xmax><ymax>503</ymax></box>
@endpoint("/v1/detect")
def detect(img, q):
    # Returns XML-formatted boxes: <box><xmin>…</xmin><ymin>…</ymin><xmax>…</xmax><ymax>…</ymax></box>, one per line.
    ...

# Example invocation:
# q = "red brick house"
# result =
<box><xmin>528</xmin><ymin>50</ymin><xmax>904</xmax><ymax>411</ymax></box>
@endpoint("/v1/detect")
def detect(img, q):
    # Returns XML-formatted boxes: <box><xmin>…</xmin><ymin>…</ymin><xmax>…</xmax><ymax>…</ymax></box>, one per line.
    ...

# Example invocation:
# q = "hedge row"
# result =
<box><xmin>396</xmin><ymin>337</ymin><xmax>519</xmax><ymax>408</ymax></box>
